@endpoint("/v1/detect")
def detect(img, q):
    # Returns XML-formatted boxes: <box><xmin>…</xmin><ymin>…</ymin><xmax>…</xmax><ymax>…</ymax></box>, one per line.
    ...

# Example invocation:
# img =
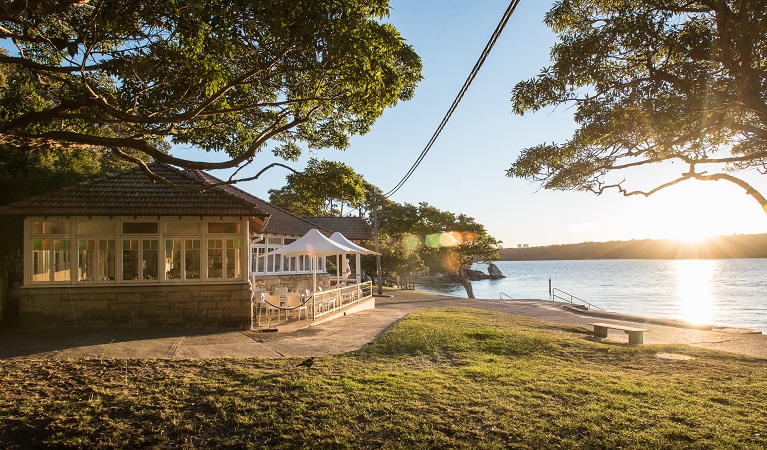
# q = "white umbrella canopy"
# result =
<box><xmin>264</xmin><ymin>229</ymin><xmax>355</xmax><ymax>317</ymax></box>
<box><xmin>267</xmin><ymin>228</ymin><xmax>353</xmax><ymax>257</ymax></box>
<box><xmin>329</xmin><ymin>232</ymin><xmax>379</xmax><ymax>255</ymax></box>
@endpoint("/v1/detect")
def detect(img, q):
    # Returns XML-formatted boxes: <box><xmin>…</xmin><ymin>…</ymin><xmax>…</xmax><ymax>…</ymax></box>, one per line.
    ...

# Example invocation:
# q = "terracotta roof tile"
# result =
<box><xmin>304</xmin><ymin>216</ymin><xmax>373</xmax><ymax>240</ymax></box>
<box><xmin>184</xmin><ymin>169</ymin><xmax>332</xmax><ymax>238</ymax></box>
<box><xmin>0</xmin><ymin>163</ymin><xmax>269</xmax><ymax>224</ymax></box>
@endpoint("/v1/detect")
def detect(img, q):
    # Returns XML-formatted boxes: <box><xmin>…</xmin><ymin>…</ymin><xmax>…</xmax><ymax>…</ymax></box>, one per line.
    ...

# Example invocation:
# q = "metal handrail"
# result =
<box><xmin>551</xmin><ymin>287</ymin><xmax>604</xmax><ymax>311</ymax></box>
<box><xmin>499</xmin><ymin>292</ymin><xmax>514</xmax><ymax>300</ymax></box>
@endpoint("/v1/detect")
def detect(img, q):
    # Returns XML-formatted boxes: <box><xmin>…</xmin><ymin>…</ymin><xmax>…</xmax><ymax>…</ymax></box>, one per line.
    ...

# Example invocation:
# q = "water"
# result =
<box><xmin>415</xmin><ymin>259</ymin><xmax>767</xmax><ymax>332</ymax></box>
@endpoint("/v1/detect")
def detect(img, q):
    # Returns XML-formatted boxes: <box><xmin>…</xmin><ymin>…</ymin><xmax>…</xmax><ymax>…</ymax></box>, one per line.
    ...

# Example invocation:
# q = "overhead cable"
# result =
<box><xmin>383</xmin><ymin>0</ymin><xmax>522</xmax><ymax>198</ymax></box>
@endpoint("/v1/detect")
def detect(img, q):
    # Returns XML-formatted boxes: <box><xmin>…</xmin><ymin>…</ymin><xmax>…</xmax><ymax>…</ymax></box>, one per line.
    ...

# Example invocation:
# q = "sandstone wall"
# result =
<box><xmin>19</xmin><ymin>283</ymin><xmax>253</xmax><ymax>329</ymax></box>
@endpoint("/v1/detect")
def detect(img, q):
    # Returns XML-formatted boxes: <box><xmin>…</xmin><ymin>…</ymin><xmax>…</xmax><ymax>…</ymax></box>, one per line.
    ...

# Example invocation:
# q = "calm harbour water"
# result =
<box><xmin>415</xmin><ymin>259</ymin><xmax>767</xmax><ymax>332</ymax></box>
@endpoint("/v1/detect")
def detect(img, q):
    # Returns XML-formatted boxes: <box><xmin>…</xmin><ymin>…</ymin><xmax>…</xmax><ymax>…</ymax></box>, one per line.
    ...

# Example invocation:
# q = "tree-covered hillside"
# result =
<box><xmin>501</xmin><ymin>234</ymin><xmax>767</xmax><ymax>260</ymax></box>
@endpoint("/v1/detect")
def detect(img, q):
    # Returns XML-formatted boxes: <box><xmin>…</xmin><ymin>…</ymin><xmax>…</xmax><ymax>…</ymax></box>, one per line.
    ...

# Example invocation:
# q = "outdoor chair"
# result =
<box><xmin>266</xmin><ymin>292</ymin><xmax>285</xmax><ymax>321</ymax></box>
<box><xmin>286</xmin><ymin>292</ymin><xmax>308</xmax><ymax>320</ymax></box>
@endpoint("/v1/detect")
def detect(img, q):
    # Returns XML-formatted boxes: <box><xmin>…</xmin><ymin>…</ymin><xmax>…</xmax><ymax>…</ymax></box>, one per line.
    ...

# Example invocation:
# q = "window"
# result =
<box><xmin>31</xmin><ymin>239</ymin><xmax>70</xmax><ymax>282</ymax></box>
<box><xmin>207</xmin><ymin>239</ymin><xmax>223</xmax><ymax>279</ymax></box>
<box><xmin>78</xmin><ymin>240</ymin><xmax>115</xmax><ymax>281</ymax></box>
<box><xmin>208</xmin><ymin>222</ymin><xmax>241</xmax><ymax>234</ymax></box>
<box><xmin>31</xmin><ymin>240</ymin><xmax>51</xmax><ymax>282</ymax></box>
<box><xmin>184</xmin><ymin>240</ymin><xmax>201</xmax><ymax>279</ymax></box>
<box><xmin>77</xmin><ymin>220</ymin><xmax>115</xmax><ymax>234</ymax></box>
<box><xmin>122</xmin><ymin>239</ymin><xmax>158</xmax><ymax>281</ymax></box>
<box><xmin>123</xmin><ymin>222</ymin><xmax>158</xmax><ymax>234</ymax></box>
<box><xmin>26</xmin><ymin>217</ymin><xmax>245</xmax><ymax>285</ymax></box>
<box><xmin>165</xmin><ymin>239</ymin><xmax>182</xmax><ymax>280</ymax></box>
<box><xmin>165</xmin><ymin>239</ymin><xmax>200</xmax><ymax>280</ymax></box>
<box><xmin>165</xmin><ymin>222</ymin><xmax>201</xmax><ymax>234</ymax></box>
<box><xmin>226</xmin><ymin>239</ymin><xmax>241</xmax><ymax>278</ymax></box>
<box><xmin>142</xmin><ymin>240</ymin><xmax>159</xmax><ymax>280</ymax></box>
<box><xmin>122</xmin><ymin>240</ymin><xmax>139</xmax><ymax>281</ymax></box>
<box><xmin>31</xmin><ymin>221</ymin><xmax>69</xmax><ymax>234</ymax></box>
<box><xmin>251</xmin><ymin>247</ymin><xmax>265</xmax><ymax>274</ymax></box>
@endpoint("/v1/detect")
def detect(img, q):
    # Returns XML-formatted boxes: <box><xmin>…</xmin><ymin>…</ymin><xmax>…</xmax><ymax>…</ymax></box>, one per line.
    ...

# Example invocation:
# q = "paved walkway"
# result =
<box><xmin>1</xmin><ymin>290</ymin><xmax>765</xmax><ymax>360</ymax></box>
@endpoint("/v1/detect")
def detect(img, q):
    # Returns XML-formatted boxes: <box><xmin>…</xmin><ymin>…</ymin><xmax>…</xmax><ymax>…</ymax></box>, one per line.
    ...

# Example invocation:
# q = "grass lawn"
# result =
<box><xmin>1</xmin><ymin>307</ymin><xmax>765</xmax><ymax>449</ymax></box>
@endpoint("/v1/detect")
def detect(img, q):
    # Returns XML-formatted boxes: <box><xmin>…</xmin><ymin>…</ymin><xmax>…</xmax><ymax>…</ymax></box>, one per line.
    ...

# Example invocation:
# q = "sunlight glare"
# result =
<box><xmin>673</xmin><ymin>259</ymin><xmax>716</xmax><ymax>325</ymax></box>
<box><xmin>648</xmin><ymin>180</ymin><xmax>758</xmax><ymax>241</ymax></box>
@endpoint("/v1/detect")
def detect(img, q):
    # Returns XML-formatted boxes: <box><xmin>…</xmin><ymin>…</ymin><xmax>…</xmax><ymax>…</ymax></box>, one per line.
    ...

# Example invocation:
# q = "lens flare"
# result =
<box><xmin>440</xmin><ymin>231</ymin><xmax>463</xmax><ymax>247</ymax></box>
<box><xmin>425</xmin><ymin>233</ymin><xmax>442</xmax><ymax>248</ymax></box>
<box><xmin>400</xmin><ymin>233</ymin><xmax>422</xmax><ymax>252</ymax></box>
<box><xmin>461</xmin><ymin>231</ymin><xmax>478</xmax><ymax>243</ymax></box>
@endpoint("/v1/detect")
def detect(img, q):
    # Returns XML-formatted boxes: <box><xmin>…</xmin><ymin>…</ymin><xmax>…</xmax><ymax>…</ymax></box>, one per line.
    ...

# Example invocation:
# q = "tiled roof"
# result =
<box><xmin>184</xmin><ymin>169</ymin><xmax>331</xmax><ymax>237</ymax></box>
<box><xmin>305</xmin><ymin>216</ymin><xmax>373</xmax><ymax>240</ymax></box>
<box><xmin>184</xmin><ymin>170</ymin><xmax>373</xmax><ymax>240</ymax></box>
<box><xmin>0</xmin><ymin>163</ymin><xmax>269</xmax><ymax>226</ymax></box>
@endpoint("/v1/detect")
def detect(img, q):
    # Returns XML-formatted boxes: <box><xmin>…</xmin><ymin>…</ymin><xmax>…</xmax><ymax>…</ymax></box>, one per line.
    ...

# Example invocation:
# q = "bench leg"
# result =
<box><xmin>627</xmin><ymin>331</ymin><xmax>644</xmax><ymax>344</ymax></box>
<box><xmin>593</xmin><ymin>325</ymin><xmax>608</xmax><ymax>338</ymax></box>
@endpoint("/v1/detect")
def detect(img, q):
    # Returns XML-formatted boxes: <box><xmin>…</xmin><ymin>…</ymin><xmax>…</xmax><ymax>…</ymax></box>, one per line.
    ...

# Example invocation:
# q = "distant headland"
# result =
<box><xmin>501</xmin><ymin>234</ymin><xmax>767</xmax><ymax>260</ymax></box>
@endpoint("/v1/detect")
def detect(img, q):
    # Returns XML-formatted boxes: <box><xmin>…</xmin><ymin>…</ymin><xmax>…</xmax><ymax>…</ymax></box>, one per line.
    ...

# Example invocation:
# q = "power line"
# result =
<box><xmin>383</xmin><ymin>0</ymin><xmax>522</xmax><ymax>198</ymax></box>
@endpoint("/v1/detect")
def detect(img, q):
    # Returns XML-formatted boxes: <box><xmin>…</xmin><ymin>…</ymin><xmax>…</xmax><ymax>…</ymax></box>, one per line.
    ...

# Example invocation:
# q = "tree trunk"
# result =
<box><xmin>455</xmin><ymin>270</ymin><xmax>475</xmax><ymax>299</ymax></box>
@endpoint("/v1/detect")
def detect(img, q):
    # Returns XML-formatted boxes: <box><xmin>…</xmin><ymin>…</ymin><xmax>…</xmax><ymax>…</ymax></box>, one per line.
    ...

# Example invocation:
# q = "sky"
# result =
<box><xmin>189</xmin><ymin>0</ymin><xmax>767</xmax><ymax>247</ymax></box>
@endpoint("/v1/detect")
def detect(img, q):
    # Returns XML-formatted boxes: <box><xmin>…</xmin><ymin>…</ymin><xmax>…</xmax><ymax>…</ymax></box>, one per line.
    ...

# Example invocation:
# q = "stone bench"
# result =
<box><xmin>589</xmin><ymin>322</ymin><xmax>650</xmax><ymax>344</ymax></box>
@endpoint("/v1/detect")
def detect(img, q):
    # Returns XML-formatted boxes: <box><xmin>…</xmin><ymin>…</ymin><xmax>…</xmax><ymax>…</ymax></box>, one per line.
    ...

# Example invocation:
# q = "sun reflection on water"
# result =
<box><xmin>673</xmin><ymin>260</ymin><xmax>716</xmax><ymax>325</ymax></box>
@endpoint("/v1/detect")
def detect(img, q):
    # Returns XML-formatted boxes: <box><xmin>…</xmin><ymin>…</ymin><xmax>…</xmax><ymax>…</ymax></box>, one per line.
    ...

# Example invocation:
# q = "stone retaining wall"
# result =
<box><xmin>19</xmin><ymin>283</ymin><xmax>253</xmax><ymax>329</ymax></box>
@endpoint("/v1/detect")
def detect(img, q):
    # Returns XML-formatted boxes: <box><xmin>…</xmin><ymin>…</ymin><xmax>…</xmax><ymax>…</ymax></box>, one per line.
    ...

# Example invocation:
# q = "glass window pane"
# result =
<box><xmin>31</xmin><ymin>240</ymin><xmax>50</xmax><ymax>282</ymax></box>
<box><xmin>165</xmin><ymin>239</ymin><xmax>182</xmax><ymax>280</ymax></box>
<box><xmin>184</xmin><ymin>239</ymin><xmax>201</xmax><ymax>279</ymax></box>
<box><xmin>98</xmin><ymin>240</ymin><xmax>115</xmax><ymax>281</ymax></box>
<box><xmin>207</xmin><ymin>222</ymin><xmax>241</xmax><ymax>234</ymax></box>
<box><xmin>143</xmin><ymin>240</ymin><xmax>159</xmax><ymax>280</ymax></box>
<box><xmin>207</xmin><ymin>239</ymin><xmax>223</xmax><ymax>279</ymax></box>
<box><xmin>77</xmin><ymin>220</ymin><xmax>115</xmax><ymax>234</ymax></box>
<box><xmin>226</xmin><ymin>239</ymin><xmax>241</xmax><ymax>278</ymax></box>
<box><xmin>123</xmin><ymin>222</ymin><xmax>158</xmax><ymax>234</ymax></box>
<box><xmin>122</xmin><ymin>239</ymin><xmax>139</xmax><ymax>280</ymax></box>
<box><xmin>52</xmin><ymin>239</ymin><xmax>70</xmax><ymax>281</ymax></box>
<box><xmin>165</xmin><ymin>221</ymin><xmax>201</xmax><ymax>234</ymax></box>
<box><xmin>78</xmin><ymin>240</ymin><xmax>96</xmax><ymax>282</ymax></box>
<box><xmin>32</xmin><ymin>221</ymin><xmax>69</xmax><ymax>234</ymax></box>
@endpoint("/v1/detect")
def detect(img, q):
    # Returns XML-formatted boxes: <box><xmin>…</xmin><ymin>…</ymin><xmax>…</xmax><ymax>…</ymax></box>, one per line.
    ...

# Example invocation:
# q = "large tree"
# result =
<box><xmin>507</xmin><ymin>0</ymin><xmax>767</xmax><ymax>211</ymax></box>
<box><xmin>0</xmin><ymin>0</ymin><xmax>421</xmax><ymax>185</ymax></box>
<box><xmin>410</xmin><ymin>203</ymin><xmax>501</xmax><ymax>299</ymax></box>
<box><xmin>268</xmin><ymin>158</ymin><xmax>366</xmax><ymax>216</ymax></box>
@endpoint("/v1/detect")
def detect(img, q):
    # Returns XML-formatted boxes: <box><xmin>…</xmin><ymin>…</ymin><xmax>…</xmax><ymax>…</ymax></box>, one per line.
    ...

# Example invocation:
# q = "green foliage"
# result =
<box><xmin>376</xmin><ymin>202</ymin><xmax>501</xmax><ymax>297</ymax></box>
<box><xmin>361</xmin><ymin>231</ymin><xmax>426</xmax><ymax>278</ymax></box>
<box><xmin>508</xmin><ymin>0</ymin><xmax>767</xmax><ymax>209</ymax></box>
<box><xmin>268</xmin><ymin>158</ymin><xmax>366</xmax><ymax>216</ymax></box>
<box><xmin>267</xmin><ymin>163</ymin><xmax>500</xmax><ymax>288</ymax></box>
<box><xmin>0</xmin><ymin>0</ymin><xmax>422</xmax><ymax>176</ymax></box>
<box><xmin>0</xmin><ymin>50</ymin><xmax>151</xmax><ymax>207</ymax></box>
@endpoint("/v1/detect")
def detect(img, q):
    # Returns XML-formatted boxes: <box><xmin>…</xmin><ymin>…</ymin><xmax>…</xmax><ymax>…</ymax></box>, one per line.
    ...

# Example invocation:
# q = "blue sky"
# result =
<box><xmin>10</xmin><ymin>0</ymin><xmax>756</xmax><ymax>247</ymax></box>
<box><xmin>205</xmin><ymin>0</ymin><xmax>767</xmax><ymax>246</ymax></box>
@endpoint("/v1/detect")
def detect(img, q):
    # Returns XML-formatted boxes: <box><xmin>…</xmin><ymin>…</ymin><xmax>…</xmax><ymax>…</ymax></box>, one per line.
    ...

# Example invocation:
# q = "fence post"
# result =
<box><xmin>548</xmin><ymin>278</ymin><xmax>552</xmax><ymax>301</ymax></box>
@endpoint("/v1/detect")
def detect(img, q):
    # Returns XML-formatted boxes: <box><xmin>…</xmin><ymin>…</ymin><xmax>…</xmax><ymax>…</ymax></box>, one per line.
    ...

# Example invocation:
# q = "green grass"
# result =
<box><xmin>1</xmin><ymin>307</ymin><xmax>766</xmax><ymax>449</ymax></box>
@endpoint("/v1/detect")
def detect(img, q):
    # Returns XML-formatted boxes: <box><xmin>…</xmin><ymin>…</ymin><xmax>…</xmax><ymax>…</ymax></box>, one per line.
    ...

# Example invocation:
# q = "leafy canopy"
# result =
<box><xmin>268</xmin><ymin>158</ymin><xmax>366</xmax><ymax>216</ymax></box>
<box><xmin>0</xmin><ymin>0</ymin><xmax>422</xmax><ymax>182</ymax></box>
<box><xmin>268</xmin><ymin>167</ymin><xmax>501</xmax><ymax>297</ymax></box>
<box><xmin>508</xmin><ymin>0</ymin><xmax>767</xmax><ymax>212</ymax></box>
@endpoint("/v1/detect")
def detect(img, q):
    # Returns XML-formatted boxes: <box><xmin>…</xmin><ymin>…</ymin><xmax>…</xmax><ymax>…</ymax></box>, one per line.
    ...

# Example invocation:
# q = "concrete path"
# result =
<box><xmin>1</xmin><ymin>290</ymin><xmax>765</xmax><ymax>360</ymax></box>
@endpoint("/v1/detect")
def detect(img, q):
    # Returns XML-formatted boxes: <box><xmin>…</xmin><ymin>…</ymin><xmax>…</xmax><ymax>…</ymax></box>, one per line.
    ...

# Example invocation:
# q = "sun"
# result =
<box><xmin>646</xmin><ymin>180</ymin><xmax>764</xmax><ymax>242</ymax></box>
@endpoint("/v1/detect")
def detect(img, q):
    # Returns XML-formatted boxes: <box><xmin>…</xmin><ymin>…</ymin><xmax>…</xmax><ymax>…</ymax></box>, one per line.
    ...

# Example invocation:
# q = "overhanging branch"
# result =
<box><xmin>595</xmin><ymin>170</ymin><xmax>767</xmax><ymax>214</ymax></box>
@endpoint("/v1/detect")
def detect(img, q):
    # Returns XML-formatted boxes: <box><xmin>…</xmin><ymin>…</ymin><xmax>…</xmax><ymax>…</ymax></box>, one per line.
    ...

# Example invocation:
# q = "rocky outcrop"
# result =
<box><xmin>487</xmin><ymin>263</ymin><xmax>505</xmax><ymax>279</ymax></box>
<box><xmin>447</xmin><ymin>264</ymin><xmax>506</xmax><ymax>282</ymax></box>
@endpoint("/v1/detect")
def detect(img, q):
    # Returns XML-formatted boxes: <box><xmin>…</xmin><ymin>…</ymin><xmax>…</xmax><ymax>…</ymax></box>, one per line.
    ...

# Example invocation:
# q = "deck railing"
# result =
<box><xmin>312</xmin><ymin>281</ymin><xmax>373</xmax><ymax>319</ymax></box>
